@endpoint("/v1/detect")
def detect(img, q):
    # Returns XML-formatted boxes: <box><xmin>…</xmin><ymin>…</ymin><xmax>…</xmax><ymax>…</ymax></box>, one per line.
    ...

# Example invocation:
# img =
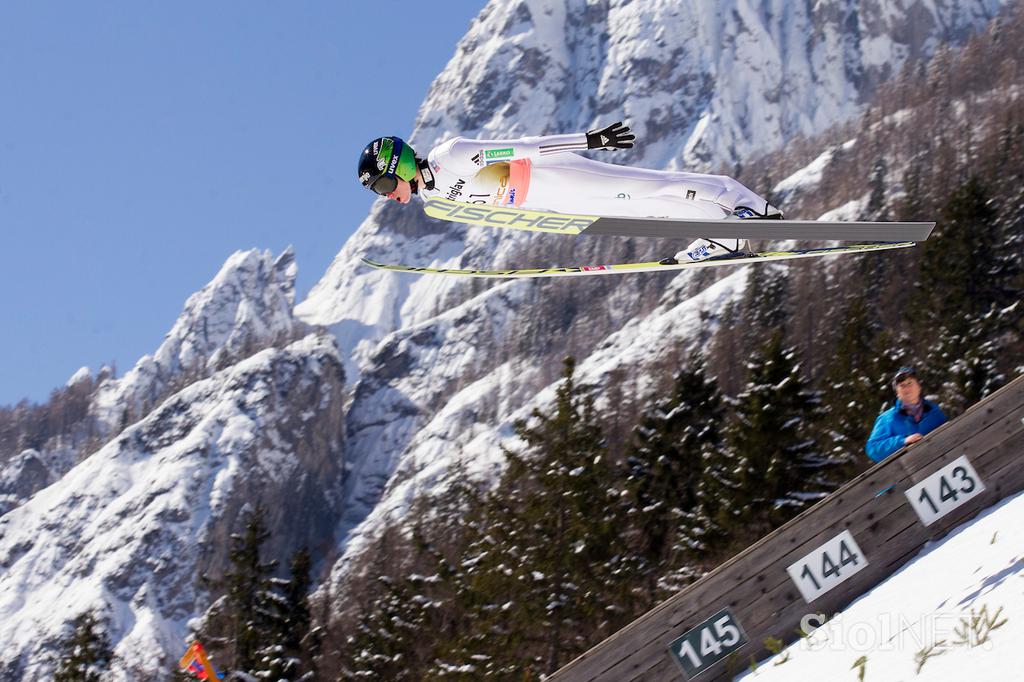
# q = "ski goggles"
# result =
<box><xmin>365</xmin><ymin>173</ymin><xmax>399</xmax><ymax>196</ymax></box>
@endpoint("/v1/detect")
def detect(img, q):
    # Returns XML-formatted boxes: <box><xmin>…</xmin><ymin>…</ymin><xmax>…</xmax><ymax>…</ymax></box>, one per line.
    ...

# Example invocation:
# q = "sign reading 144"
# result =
<box><xmin>787</xmin><ymin>530</ymin><xmax>869</xmax><ymax>603</ymax></box>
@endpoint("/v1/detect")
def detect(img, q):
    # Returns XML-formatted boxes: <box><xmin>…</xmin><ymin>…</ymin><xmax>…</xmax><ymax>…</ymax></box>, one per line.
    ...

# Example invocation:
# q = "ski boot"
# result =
<box><xmin>660</xmin><ymin>238</ymin><xmax>751</xmax><ymax>265</ymax></box>
<box><xmin>730</xmin><ymin>202</ymin><xmax>784</xmax><ymax>220</ymax></box>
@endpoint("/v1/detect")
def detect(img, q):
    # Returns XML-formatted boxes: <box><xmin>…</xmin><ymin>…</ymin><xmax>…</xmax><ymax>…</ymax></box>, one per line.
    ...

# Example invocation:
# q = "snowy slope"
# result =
<box><xmin>740</xmin><ymin>490</ymin><xmax>1024</xmax><ymax>681</ymax></box>
<box><xmin>329</xmin><ymin>267</ymin><xmax>750</xmax><ymax>582</ymax></box>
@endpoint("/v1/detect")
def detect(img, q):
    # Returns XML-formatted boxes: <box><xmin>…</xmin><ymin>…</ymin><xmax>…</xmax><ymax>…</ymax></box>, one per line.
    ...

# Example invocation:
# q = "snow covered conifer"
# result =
<box><xmin>196</xmin><ymin>505</ymin><xmax>285</xmax><ymax>678</ymax></box>
<box><xmin>927</xmin><ymin>316</ymin><xmax>1003</xmax><ymax>416</ymax></box>
<box><xmin>53</xmin><ymin>610</ymin><xmax>113</xmax><ymax>682</ymax></box>
<box><xmin>914</xmin><ymin>177</ymin><xmax>1009</xmax><ymax>415</ymax></box>
<box><xmin>726</xmin><ymin>333</ymin><xmax>825</xmax><ymax>533</ymax></box>
<box><xmin>339</xmin><ymin>572</ymin><xmax>427</xmax><ymax>681</ymax></box>
<box><xmin>254</xmin><ymin>547</ymin><xmax>313</xmax><ymax>680</ymax></box>
<box><xmin>624</xmin><ymin>356</ymin><xmax>726</xmax><ymax>595</ymax></box>
<box><xmin>914</xmin><ymin>177</ymin><xmax>1000</xmax><ymax>327</ymax></box>
<box><xmin>225</xmin><ymin>506</ymin><xmax>278</xmax><ymax>673</ymax></box>
<box><xmin>742</xmin><ymin>265</ymin><xmax>791</xmax><ymax>345</ymax></box>
<box><xmin>818</xmin><ymin>292</ymin><xmax>892</xmax><ymax>476</ymax></box>
<box><xmin>437</xmin><ymin>357</ymin><xmax>631</xmax><ymax>676</ymax></box>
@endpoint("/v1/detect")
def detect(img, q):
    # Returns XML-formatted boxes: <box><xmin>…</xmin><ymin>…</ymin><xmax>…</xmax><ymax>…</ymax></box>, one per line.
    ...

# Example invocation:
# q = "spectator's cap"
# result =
<box><xmin>892</xmin><ymin>366</ymin><xmax>918</xmax><ymax>388</ymax></box>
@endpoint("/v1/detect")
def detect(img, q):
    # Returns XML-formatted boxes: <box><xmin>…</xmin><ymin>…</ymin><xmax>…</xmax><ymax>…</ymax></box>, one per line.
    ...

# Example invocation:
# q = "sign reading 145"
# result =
<box><xmin>668</xmin><ymin>608</ymin><xmax>747</xmax><ymax>678</ymax></box>
<box><xmin>787</xmin><ymin>530</ymin><xmax>869</xmax><ymax>603</ymax></box>
<box><xmin>906</xmin><ymin>455</ymin><xmax>986</xmax><ymax>526</ymax></box>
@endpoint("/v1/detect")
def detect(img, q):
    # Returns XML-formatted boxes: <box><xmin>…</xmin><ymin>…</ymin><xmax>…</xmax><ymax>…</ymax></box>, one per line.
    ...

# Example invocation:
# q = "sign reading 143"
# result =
<box><xmin>787</xmin><ymin>530</ymin><xmax>869</xmax><ymax>603</ymax></box>
<box><xmin>905</xmin><ymin>455</ymin><xmax>986</xmax><ymax>526</ymax></box>
<box><xmin>667</xmin><ymin>608</ymin><xmax>747</xmax><ymax>678</ymax></box>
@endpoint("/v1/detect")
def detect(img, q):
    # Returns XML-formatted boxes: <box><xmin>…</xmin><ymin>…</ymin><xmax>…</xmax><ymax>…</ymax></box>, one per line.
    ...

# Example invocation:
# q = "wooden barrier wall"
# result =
<box><xmin>550</xmin><ymin>374</ymin><xmax>1024</xmax><ymax>681</ymax></box>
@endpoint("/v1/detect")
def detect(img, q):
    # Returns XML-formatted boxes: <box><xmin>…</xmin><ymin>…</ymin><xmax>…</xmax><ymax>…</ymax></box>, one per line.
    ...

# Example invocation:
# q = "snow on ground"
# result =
<box><xmin>740</xmin><ymin>490</ymin><xmax>1024</xmax><ymax>681</ymax></box>
<box><xmin>772</xmin><ymin>139</ymin><xmax>857</xmax><ymax>200</ymax></box>
<box><xmin>818</xmin><ymin>194</ymin><xmax>869</xmax><ymax>222</ymax></box>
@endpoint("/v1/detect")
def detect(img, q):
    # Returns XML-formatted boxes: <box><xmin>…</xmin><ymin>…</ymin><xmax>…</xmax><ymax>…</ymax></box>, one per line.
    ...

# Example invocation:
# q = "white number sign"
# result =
<box><xmin>787</xmin><ymin>530</ymin><xmax>869</xmax><ymax>603</ymax></box>
<box><xmin>905</xmin><ymin>455</ymin><xmax>986</xmax><ymax>526</ymax></box>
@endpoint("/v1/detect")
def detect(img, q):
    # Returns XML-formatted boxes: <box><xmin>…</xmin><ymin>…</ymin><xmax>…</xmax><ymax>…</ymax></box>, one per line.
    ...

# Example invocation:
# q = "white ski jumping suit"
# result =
<box><xmin>420</xmin><ymin>133</ymin><xmax>775</xmax><ymax>259</ymax></box>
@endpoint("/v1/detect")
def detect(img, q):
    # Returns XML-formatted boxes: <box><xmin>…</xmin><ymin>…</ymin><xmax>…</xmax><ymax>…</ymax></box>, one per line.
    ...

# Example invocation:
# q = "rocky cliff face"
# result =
<box><xmin>0</xmin><ymin>249</ymin><xmax>309</xmax><ymax>520</ymax></box>
<box><xmin>92</xmin><ymin>248</ymin><xmax>306</xmax><ymax>434</ymax></box>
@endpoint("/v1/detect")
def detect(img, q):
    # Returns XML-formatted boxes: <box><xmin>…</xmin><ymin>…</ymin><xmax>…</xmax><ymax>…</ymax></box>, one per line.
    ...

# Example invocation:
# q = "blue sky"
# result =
<box><xmin>0</xmin><ymin>1</ymin><xmax>485</xmax><ymax>404</ymax></box>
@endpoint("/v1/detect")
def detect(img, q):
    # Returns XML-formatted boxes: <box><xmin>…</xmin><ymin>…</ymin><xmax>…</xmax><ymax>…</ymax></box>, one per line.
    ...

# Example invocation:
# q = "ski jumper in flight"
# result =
<box><xmin>356</xmin><ymin>123</ymin><xmax>782</xmax><ymax>262</ymax></box>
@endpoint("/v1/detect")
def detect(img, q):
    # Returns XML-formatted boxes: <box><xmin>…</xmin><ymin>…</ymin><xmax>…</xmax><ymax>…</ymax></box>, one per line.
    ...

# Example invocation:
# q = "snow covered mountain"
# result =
<box><xmin>0</xmin><ymin>251</ymin><xmax>346</xmax><ymax>679</ymax></box>
<box><xmin>0</xmin><ymin>0</ymin><xmax>1014</xmax><ymax>678</ymax></box>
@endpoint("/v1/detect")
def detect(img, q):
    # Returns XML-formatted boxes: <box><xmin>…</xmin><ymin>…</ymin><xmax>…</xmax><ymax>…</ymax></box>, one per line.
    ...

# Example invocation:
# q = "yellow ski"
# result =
<box><xmin>362</xmin><ymin>242</ymin><xmax>915</xmax><ymax>279</ymax></box>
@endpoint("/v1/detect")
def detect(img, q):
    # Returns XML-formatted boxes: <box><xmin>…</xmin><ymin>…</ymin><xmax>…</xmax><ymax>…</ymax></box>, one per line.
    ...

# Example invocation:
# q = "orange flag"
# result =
<box><xmin>179</xmin><ymin>641</ymin><xmax>221</xmax><ymax>680</ymax></box>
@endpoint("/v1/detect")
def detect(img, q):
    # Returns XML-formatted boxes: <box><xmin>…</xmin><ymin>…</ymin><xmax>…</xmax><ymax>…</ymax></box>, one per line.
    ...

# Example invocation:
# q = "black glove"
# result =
<box><xmin>586</xmin><ymin>121</ymin><xmax>635</xmax><ymax>150</ymax></box>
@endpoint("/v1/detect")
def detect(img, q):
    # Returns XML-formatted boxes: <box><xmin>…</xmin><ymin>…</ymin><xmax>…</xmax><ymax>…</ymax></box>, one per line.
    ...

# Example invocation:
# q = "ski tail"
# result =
<box><xmin>583</xmin><ymin>216</ymin><xmax>935</xmax><ymax>242</ymax></box>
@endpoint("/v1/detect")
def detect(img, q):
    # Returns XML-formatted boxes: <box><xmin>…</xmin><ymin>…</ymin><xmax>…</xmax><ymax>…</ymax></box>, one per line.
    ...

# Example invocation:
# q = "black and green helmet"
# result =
<box><xmin>358</xmin><ymin>136</ymin><xmax>418</xmax><ymax>195</ymax></box>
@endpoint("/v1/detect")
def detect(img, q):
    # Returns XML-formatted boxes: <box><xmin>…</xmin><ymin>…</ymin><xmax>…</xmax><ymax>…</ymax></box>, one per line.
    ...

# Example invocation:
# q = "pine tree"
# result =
<box><xmin>255</xmin><ymin>547</ymin><xmax>313</xmax><ymax>680</ymax></box>
<box><xmin>437</xmin><ymin>357</ymin><xmax>633</xmax><ymax>677</ymax></box>
<box><xmin>411</xmin><ymin>463</ymin><xmax>482</xmax><ymax>674</ymax></box>
<box><xmin>623</xmin><ymin>356</ymin><xmax>726</xmax><ymax>596</ymax></box>
<box><xmin>726</xmin><ymin>333</ymin><xmax>825</xmax><ymax>534</ymax></box>
<box><xmin>340</xmin><ymin>573</ymin><xmax>430</xmax><ymax>681</ymax></box>
<box><xmin>283</xmin><ymin>548</ymin><xmax>312</xmax><ymax>654</ymax></box>
<box><xmin>196</xmin><ymin>505</ymin><xmax>285</xmax><ymax>678</ymax></box>
<box><xmin>913</xmin><ymin>176</ymin><xmax>1010</xmax><ymax>415</ymax></box>
<box><xmin>741</xmin><ymin>265</ymin><xmax>791</xmax><ymax>349</ymax></box>
<box><xmin>818</xmin><ymin>292</ymin><xmax>891</xmax><ymax>476</ymax></box>
<box><xmin>226</xmin><ymin>506</ymin><xmax>278</xmax><ymax>673</ymax></box>
<box><xmin>53</xmin><ymin>611</ymin><xmax>113</xmax><ymax>682</ymax></box>
<box><xmin>926</xmin><ymin>313</ymin><xmax>1004</xmax><ymax>416</ymax></box>
<box><xmin>335</xmin><ymin>464</ymin><xmax>483</xmax><ymax>681</ymax></box>
<box><xmin>866</xmin><ymin>156</ymin><xmax>889</xmax><ymax>218</ymax></box>
<box><xmin>913</xmin><ymin>176</ymin><xmax>999</xmax><ymax>330</ymax></box>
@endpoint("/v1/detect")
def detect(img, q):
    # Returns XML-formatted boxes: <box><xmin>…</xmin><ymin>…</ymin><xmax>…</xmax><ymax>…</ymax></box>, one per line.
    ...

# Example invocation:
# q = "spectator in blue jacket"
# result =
<box><xmin>865</xmin><ymin>367</ymin><xmax>948</xmax><ymax>462</ymax></box>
